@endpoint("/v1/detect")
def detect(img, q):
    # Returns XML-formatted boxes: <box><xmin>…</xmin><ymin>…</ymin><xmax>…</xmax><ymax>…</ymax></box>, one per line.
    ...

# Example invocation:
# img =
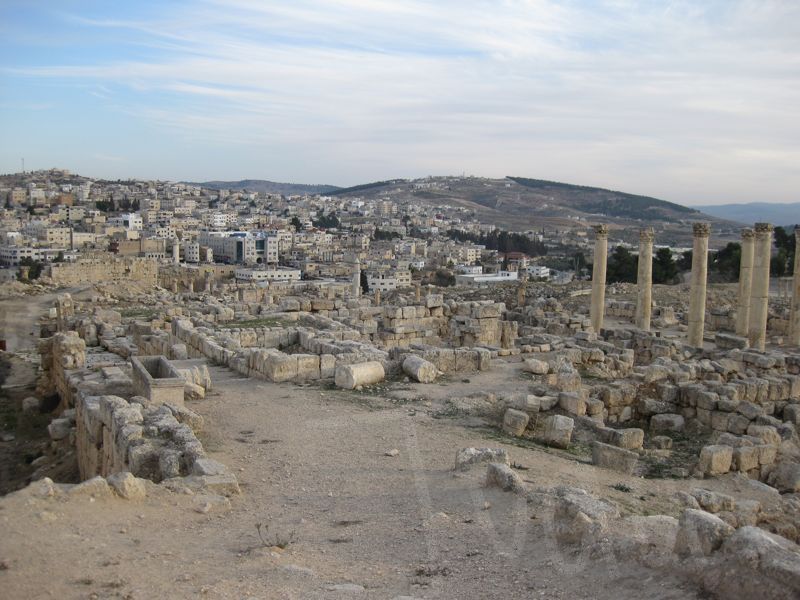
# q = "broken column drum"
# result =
<box><xmin>635</xmin><ymin>227</ymin><xmax>654</xmax><ymax>331</ymax></box>
<box><xmin>687</xmin><ymin>222</ymin><xmax>710</xmax><ymax>348</ymax></box>
<box><xmin>736</xmin><ymin>228</ymin><xmax>755</xmax><ymax>337</ymax></box>
<box><xmin>788</xmin><ymin>227</ymin><xmax>800</xmax><ymax>346</ymax></box>
<box><xmin>748</xmin><ymin>222</ymin><xmax>773</xmax><ymax>351</ymax></box>
<box><xmin>590</xmin><ymin>225</ymin><xmax>609</xmax><ymax>333</ymax></box>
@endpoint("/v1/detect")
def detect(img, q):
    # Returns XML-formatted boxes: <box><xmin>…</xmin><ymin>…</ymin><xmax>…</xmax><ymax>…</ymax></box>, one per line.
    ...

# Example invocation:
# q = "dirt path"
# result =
<box><xmin>0</xmin><ymin>363</ymin><xmax>733</xmax><ymax>599</ymax></box>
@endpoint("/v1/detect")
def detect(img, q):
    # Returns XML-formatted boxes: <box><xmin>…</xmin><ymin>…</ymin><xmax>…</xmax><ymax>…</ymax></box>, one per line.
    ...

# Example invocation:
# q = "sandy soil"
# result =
<box><xmin>1</xmin><ymin>360</ymin><xmax>783</xmax><ymax>600</ymax></box>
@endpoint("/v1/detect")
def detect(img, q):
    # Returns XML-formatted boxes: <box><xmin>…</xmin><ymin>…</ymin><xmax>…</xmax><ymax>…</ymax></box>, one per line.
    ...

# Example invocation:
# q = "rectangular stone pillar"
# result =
<box><xmin>688</xmin><ymin>223</ymin><xmax>710</xmax><ymax>348</ymax></box>
<box><xmin>635</xmin><ymin>227</ymin><xmax>654</xmax><ymax>331</ymax></box>
<box><xmin>590</xmin><ymin>225</ymin><xmax>609</xmax><ymax>333</ymax></box>
<box><xmin>748</xmin><ymin>223</ymin><xmax>773</xmax><ymax>351</ymax></box>
<box><xmin>352</xmin><ymin>258</ymin><xmax>361</xmax><ymax>297</ymax></box>
<box><xmin>735</xmin><ymin>228</ymin><xmax>755</xmax><ymax>336</ymax></box>
<box><xmin>789</xmin><ymin>227</ymin><xmax>800</xmax><ymax>346</ymax></box>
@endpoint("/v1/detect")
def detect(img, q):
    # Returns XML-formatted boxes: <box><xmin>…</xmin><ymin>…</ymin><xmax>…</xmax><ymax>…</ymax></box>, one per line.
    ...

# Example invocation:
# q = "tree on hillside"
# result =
<box><xmin>710</xmin><ymin>242</ymin><xmax>741</xmax><ymax>282</ymax></box>
<box><xmin>773</xmin><ymin>226</ymin><xmax>796</xmax><ymax>277</ymax></box>
<box><xmin>677</xmin><ymin>250</ymin><xmax>693</xmax><ymax>272</ymax></box>
<box><xmin>18</xmin><ymin>257</ymin><xmax>43</xmax><ymax>280</ymax></box>
<box><xmin>359</xmin><ymin>270</ymin><xmax>369</xmax><ymax>294</ymax></box>
<box><xmin>433</xmin><ymin>269</ymin><xmax>455</xmax><ymax>287</ymax></box>
<box><xmin>374</xmin><ymin>229</ymin><xmax>401</xmax><ymax>241</ymax></box>
<box><xmin>606</xmin><ymin>246</ymin><xmax>637</xmax><ymax>283</ymax></box>
<box><xmin>652</xmin><ymin>248</ymin><xmax>678</xmax><ymax>284</ymax></box>
<box><xmin>445</xmin><ymin>229</ymin><xmax>546</xmax><ymax>257</ymax></box>
<box><xmin>313</xmin><ymin>212</ymin><xmax>340</xmax><ymax>229</ymax></box>
<box><xmin>572</xmin><ymin>251</ymin><xmax>587</xmax><ymax>277</ymax></box>
<box><xmin>290</xmin><ymin>216</ymin><xmax>303</xmax><ymax>231</ymax></box>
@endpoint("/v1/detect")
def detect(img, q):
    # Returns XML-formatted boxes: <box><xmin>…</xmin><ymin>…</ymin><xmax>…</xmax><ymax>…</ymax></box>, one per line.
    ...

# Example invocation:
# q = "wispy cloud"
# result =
<box><xmin>2</xmin><ymin>0</ymin><xmax>799</xmax><ymax>203</ymax></box>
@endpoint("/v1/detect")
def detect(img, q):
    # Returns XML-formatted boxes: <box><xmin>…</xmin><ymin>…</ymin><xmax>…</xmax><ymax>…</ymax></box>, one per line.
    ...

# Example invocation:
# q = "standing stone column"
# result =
<box><xmin>374</xmin><ymin>289</ymin><xmax>381</xmax><ymax>305</ymax></box>
<box><xmin>688</xmin><ymin>222</ymin><xmax>711</xmax><ymax>348</ymax></box>
<box><xmin>735</xmin><ymin>228</ymin><xmax>755</xmax><ymax>337</ymax></box>
<box><xmin>590</xmin><ymin>225</ymin><xmax>609</xmax><ymax>333</ymax></box>
<box><xmin>788</xmin><ymin>227</ymin><xmax>800</xmax><ymax>346</ymax></box>
<box><xmin>635</xmin><ymin>227</ymin><xmax>654</xmax><ymax>331</ymax></box>
<box><xmin>172</xmin><ymin>241</ymin><xmax>180</xmax><ymax>265</ymax></box>
<box><xmin>517</xmin><ymin>273</ymin><xmax>528</xmax><ymax>308</ymax></box>
<box><xmin>748</xmin><ymin>223</ymin><xmax>773</xmax><ymax>351</ymax></box>
<box><xmin>352</xmin><ymin>258</ymin><xmax>361</xmax><ymax>297</ymax></box>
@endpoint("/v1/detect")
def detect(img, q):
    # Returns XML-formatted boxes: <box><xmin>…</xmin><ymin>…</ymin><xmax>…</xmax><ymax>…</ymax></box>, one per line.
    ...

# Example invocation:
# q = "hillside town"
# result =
<box><xmin>0</xmin><ymin>169</ymin><xmax>561</xmax><ymax>288</ymax></box>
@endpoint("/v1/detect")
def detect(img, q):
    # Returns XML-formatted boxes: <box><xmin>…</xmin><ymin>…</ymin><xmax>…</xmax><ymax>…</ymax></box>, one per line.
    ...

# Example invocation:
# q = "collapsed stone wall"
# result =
<box><xmin>43</xmin><ymin>353</ymin><xmax>236</xmax><ymax>494</ymax></box>
<box><xmin>165</xmin><ymin>318</ymin><xmax>388</xmax><ymax>384</ymax></box>
<box><xmin>605</xmin><ymin>300</ymin><xmax>678</xmax><ymax>329</ymax></box>
<box><xmin>389</xmin><ymin>344</ymin><xmax>492</xmax><ymax>373</ymax></box>
<box><xmin>74</xmin><ymin>392</ymin><xmax>229</xmax><ymax>486</ymax></box>
<box><xmin>478</xmin><ymin>456</ymin><xmax>800</xmax><ymax>599</ymax></box>
<box><xmin>509</xmin><ymin>296</ymin><xmax>592</xmax><ymax>338</ymax></box>
<box><xmin>705</xmin><ymin>304</ymin><xmax>794</xmax><ymax>339</ymax></box>
<box><xmin>632</xmin><ymin>348</ymin><xmax>800</xmax><ymax>480</ymax></box>
<box><xmin>47</xmin><ymin>257</ymin><xmax>158</xmax><ymax>287</ymax></box>
<box><xmin>37</xmin><ymin>332</ymin><xmax>86</xmax><ymax>412</ymax></box>
<box><xmin>35</xmin><ymin>294</ymin><xmax>235</xmax><ymax>494</ymax></box>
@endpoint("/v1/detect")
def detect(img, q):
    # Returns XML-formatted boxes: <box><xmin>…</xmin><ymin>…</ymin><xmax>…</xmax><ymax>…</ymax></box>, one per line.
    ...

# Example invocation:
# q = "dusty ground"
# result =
<box><xmin>0</xmin><ymin>361</ymin><xmax>784</xmax><ymax>600</ymax></box>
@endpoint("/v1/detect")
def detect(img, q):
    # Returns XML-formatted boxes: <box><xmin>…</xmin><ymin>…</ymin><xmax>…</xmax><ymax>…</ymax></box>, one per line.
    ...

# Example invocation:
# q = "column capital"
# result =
<box><xmin>692</xmin><ymin>222</ymin><xmax>711</xmax><ymax>237</ymax></box>
<box><xmin>741</xmin><ymin>228</ymin><xmax>754</xmax><ymax>240</ymax></box>
<box><xmin>639</xmin><ymin>227</ymin><xmax>655</xmax><ymax>242</ymax></box>
<box><xmin>754</xmin><ymin>222</ymin><xmax>773</xmax><ymax>235</ymax></box>
<box><xmin>794</xmin><ymin>225</ymin><xmax>800</xmax><ymax>242</ymax></box>
<box><xmin>593</xmin><ymin>224</ymin><xmax>609</xmax><ymax>237</ymax></box>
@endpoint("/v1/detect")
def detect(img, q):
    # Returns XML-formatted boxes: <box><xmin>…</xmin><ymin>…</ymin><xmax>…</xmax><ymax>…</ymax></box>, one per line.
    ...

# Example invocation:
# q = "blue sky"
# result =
<box><xmin>1</xmin><ymin>0</ymin><xmax>798</xmax><ymax>205</ymax></box>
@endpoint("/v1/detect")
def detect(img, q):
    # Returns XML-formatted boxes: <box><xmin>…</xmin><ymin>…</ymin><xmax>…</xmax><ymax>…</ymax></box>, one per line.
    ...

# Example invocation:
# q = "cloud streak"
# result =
<box><xmin>2</xmin><ymin>0</ymin><xmax>799</xmax><ymax>203</ymax></box>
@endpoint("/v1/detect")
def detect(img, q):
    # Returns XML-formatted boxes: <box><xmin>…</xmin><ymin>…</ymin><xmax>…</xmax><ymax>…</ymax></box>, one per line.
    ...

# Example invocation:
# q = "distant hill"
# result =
<box><xmin>328</xmin><ymin>179</ymin><xmax>407</xmax><ymax>196</ymax></box>
<box><xmin>693</xmin><ymin>202</ymin><xmax>800</xmax><ymax>229</ymax></box>
<box><xmin>507</xmin><ymin>176</ymin><xmax>698</xmax><ymax>220</ymax></box>
<box><xmin>187</xmin><ymin>179</ymin><xmax>340</xmax><ymax>195</ymax></box>
<box><xmin>327</xmin><ymin>175</ymin><xmax>720</xmax><ymax>230</ymax></box>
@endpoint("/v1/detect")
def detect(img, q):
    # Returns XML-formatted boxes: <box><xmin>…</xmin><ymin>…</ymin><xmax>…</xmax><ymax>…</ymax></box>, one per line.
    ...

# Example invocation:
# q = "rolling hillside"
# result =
<box><xmin>326</xmin><ymin>175</ymin><xmax>729</xmax><ymax>230</ymax></box>
<box><xmin>187</xmin><ymin>179</ymin><xmax>340</xmax><ymax>195</ymax></box>
<box><xmin>693</xmin><ymin>202</ymin><xmax>800</xmax><ymax>228</ymax></box>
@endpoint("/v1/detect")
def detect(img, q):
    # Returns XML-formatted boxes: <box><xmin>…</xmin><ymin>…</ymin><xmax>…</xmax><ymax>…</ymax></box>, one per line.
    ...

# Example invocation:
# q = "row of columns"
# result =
<box><xmin>590</xmin><ymin>222</ymin><xmax>800</xmax><ymax>350</ymax></box>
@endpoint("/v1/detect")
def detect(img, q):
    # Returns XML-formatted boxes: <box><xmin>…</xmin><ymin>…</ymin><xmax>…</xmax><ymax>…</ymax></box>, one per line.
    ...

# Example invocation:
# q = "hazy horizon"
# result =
<box><xmin>1</xmin><ymin>1</ymin><xmax>799</xmax><ymax>207</ymax></box>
